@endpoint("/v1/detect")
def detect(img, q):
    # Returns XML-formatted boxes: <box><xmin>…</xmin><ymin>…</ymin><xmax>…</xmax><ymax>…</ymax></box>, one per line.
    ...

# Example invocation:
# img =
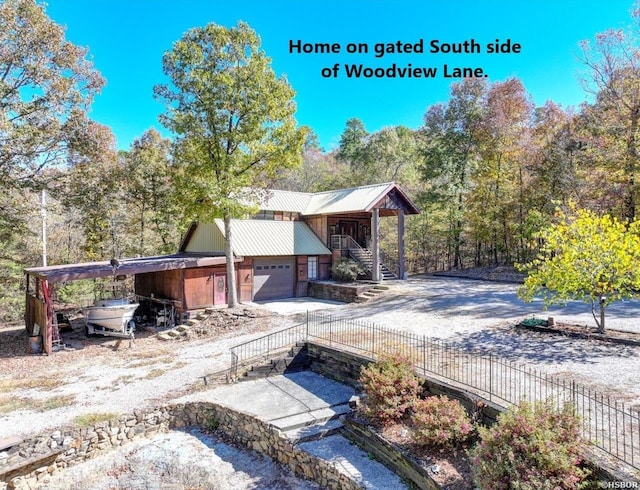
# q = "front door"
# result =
<box><xmin>339</xmin><ymin>220</ymin><xmax>359</xmax><ymax>243</ymax></box>
<box><xmin>213</xmin><ymin>274</ymin><xmax>227</xmax><ymax>305</ymax></box>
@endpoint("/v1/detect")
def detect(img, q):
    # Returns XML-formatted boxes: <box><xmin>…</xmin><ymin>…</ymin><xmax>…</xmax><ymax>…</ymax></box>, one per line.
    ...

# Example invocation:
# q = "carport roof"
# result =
<box><xmin>24</xmin><ymin>253</ymin><xmax>230</xmax><ymax>283</ymax></box>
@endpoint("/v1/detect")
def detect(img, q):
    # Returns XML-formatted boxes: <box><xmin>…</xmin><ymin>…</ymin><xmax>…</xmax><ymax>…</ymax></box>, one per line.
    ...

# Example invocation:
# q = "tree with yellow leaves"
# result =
<box><xmin>518</xmin><ymin>205</ymin><xmax>640</xmax><ymax>333</ymax></box>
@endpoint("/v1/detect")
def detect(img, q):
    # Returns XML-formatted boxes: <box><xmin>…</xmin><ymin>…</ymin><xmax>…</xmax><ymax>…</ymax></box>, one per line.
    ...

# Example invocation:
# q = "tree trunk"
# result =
<box><xmin>224</xmin><ymin>215</ymin><xmax>238</xmax><ymax>308</ymax></box>
<box><xmin>599</xmin><ymin>296</ymin><xmax>606</xmax><ymax>334</ymax></box>
<box><xmin>591</xmin><ymin>296</ymin><xmax>606</xmax><ymax>334</ymax></box>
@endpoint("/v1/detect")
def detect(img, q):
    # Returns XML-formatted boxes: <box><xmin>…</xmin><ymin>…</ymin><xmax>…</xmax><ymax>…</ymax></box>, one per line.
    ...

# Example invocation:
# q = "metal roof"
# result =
<box><xmin>24</xmin><ymin>254</ymin><xmax>229</xmax><ymax>283</ymax></box>
<box><xmin>214</xmin><ymin>219</ymin><xmax>331</xmax><ymax>256</ymax></box>
<box><xmin>257</xmin><ymin>182</ymin><xmax>419</xmax><ymax>216</ymax></box>
<box><xmin>257</xmin><ymin>189</ymin><xmax>312</xmax><ymax>213</ymax></box>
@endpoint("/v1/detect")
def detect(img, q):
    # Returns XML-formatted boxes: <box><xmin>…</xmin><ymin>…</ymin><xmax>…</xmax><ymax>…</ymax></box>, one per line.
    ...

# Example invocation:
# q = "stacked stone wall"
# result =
<box><xmin>0</xmin><ymin>401</ymin><xmax>360</xmax><ymax>490</ymax></box>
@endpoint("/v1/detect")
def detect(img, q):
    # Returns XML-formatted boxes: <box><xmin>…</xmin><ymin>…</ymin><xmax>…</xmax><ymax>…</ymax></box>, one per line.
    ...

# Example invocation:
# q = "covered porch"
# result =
<box><xmin>308</xmin><ymin>184</ymin><xmax>420</xmax><ymax>281</ymax></box>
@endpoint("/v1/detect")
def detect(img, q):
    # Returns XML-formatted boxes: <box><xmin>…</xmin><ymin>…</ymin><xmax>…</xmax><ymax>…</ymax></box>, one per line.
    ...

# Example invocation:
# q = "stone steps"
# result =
<box><xmin>272</xmin><ymin>403</ymin><xmax>350</xmax><ymax>432</ymax></box>
<box><xmin>157</xmin><ymin>324</ymin><xmax>191</xmax><ymax>341</ymax></box>
<box><xmin>280</xmin><ymin>417</ymin><xmax>345</xmax><ymax>444</ymax></box>
<box><xmin>354</xmin><ymin>284</ymin><xmax>389</xmax><ymax>303</ymax></box>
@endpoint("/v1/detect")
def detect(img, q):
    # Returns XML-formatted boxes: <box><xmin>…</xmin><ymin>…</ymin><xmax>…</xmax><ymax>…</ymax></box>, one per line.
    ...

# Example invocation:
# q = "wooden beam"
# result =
<box><xmin>398</xmin><ymin>209</ymin><xmax>406</xmax><ymax>279</ymax></box>
<box><xmin>372</xmin><ymin>208</ymin><xmax>380</xmax><ymax>282</ymax></box>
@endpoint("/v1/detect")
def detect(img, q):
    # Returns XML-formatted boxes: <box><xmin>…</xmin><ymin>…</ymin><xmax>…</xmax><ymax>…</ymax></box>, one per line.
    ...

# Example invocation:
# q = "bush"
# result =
<box><xmin>411</xmin><ymin>396</ymin><xmax>474</xmax><ymax>448</ymax></box>
<box><xmin>469</xmin><ymin>400</ymin><xmax>590</xmax><ymax>490</ymax></box>
<box><xmin>359</xmin><ymin>353</ymin><xmax>421</xmax><ymax>425</ymax></box>
<box><xmin>331</xmin><ymin>258</ymin><xmax>365</xmax><ymax>282</ymax></box>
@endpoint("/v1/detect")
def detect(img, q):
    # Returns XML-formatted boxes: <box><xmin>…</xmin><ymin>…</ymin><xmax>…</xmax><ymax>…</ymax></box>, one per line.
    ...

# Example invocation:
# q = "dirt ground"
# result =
<box><xmin>3</xmin><ymin>275</ymin><xmax>640</xmax><ymax>440</ymax></box>
<box><xmin>2</xmin><ymin>275</ymin><xmax>640</xmax><ymax>486</ymax></box>
<box><xmin>0</xmin><ymin>307</ymin><xmax>290</xmax><ymax>440</ymax></box>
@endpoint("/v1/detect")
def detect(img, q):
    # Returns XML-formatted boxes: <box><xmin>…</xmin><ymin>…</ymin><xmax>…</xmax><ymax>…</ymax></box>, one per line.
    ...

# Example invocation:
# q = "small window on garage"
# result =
<box><xmin>308</xmin><ymin>256</ymin><xmax>318</xmax><ymax>280</ymax></box>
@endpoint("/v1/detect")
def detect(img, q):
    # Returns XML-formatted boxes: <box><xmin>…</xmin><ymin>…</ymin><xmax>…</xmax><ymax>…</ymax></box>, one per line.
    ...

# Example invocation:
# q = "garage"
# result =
<box><xmin>253</xmin><ymin>257</ymin><xmax>295</xmax><ymax>301</ymax></box>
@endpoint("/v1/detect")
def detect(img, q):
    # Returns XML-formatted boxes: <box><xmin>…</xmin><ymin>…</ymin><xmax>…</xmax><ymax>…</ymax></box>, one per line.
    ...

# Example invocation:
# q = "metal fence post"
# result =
<box><xmin>329</xmin><ymin>317</ymin><xmax>332</xmax><ymax>346</ymax></box>
<box><xmin>422</xmin><ymin>335</ymin><xmax>426</xmax><ymax>375</ymax></box>
<box><xmin>489</xmin><ymin>353</ymin><xmax>493</xmax><ymax>402</ymax></box>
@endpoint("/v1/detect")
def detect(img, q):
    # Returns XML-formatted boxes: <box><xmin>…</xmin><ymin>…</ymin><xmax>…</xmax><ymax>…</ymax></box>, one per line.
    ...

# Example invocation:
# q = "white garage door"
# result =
<box><xmin>253</xmin><ymin>257</ymin><xmax>295</xmax><ymax>301</ymax></box>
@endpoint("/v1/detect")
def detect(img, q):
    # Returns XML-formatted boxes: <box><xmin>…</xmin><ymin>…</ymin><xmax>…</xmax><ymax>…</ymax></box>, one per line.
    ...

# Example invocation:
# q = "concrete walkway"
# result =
<box><xmin>199</xmin><ymin>372</ymin><xmax>407</xmax><ymax>489</ymax></box>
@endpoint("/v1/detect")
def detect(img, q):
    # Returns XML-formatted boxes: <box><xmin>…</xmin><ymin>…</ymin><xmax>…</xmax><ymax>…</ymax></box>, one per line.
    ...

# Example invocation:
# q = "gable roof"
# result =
<box><xmin>258</xmin><ymin>182</ymin><xmax>419</xmax><ymax>216</ymax></box>
<box><xmin>182</xmin><ymin>219</ymin><xmax>331</xmax><ymax>256</ymax></box>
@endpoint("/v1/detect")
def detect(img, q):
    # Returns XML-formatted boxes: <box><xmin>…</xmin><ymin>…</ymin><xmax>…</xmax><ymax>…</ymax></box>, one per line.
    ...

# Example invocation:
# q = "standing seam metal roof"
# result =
<box><xmin>257</xmin><ymin>182</ymin><xmax>418</xmax><ymax>215</ymax></box>
<box><xmin>214</xmin><ymin>219</ymin><xmax>331</xmax><ymax>256</ymax></box>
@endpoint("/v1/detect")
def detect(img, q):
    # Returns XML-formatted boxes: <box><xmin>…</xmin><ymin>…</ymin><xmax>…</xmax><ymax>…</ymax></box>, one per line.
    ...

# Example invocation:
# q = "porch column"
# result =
<box><xmin>398</xmin><ymin>209</ymin><xmax>406</xmax><ymax>279</ymax></box>
<box><xmin>372</xmin><ymin>208</ymin><xmax>380</xmax><ymax>281</ymax></box>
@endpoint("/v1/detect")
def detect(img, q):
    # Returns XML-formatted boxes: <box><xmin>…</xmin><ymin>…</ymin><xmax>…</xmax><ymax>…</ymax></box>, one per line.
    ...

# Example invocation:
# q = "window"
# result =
<box><xmin>308</xmin><ymin>256</ymin><xmax>318</xmax><ymax>280</ymax></box>
<box><xmin>252</xmin><ymin>210</ymin><xmax>275</xmax><ymax>220</ymax></box>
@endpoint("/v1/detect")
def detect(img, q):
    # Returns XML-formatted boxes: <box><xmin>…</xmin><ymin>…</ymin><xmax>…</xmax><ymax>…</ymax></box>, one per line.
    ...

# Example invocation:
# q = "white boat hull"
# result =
<box><xmin>84</xmin><ymin>299</ymin><xmax>139</xmax><ymax>331</ymax></box>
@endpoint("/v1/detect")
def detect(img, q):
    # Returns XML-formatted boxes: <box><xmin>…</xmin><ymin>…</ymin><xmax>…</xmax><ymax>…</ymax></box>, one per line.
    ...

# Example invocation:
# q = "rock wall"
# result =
<box><xmin>1</xmin><ymin>402</ymin><xmax>360</xmax><ymax>490</ymax></box>
<box><xmin>308</xmin><ymin>281</ymin><xmax>370</xmax><ymax>303</ymax></box>
<box><xmin>306</xmin><ymin>342</ymin><xmax>503</xmax><ymax>426</ymax></box>
<box><xmin>342</xmin><ymin>416</ymin><xmax>440</xmax><ymax>490</ymax></box>
<box><xmin>306</xmin><ymin>342</ymin><xmax>636</xmax><ymax>486</ymax></box>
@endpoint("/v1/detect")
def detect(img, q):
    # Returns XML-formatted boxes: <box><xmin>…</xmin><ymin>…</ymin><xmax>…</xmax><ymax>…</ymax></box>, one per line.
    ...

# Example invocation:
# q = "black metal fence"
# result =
<box><xmin>229</xmin><ymin>312</ymin><xmax>640</xmax><ymax>471</ymax></box>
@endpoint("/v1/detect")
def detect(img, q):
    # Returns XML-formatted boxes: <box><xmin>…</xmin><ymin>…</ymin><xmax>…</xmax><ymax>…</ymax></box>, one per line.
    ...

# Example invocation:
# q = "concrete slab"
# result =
<box><xmin>300</xmin><ymin>435</ymin><xmax>408</xmax><ymax>489</ymax></box>
<box><xmin>249</xmin><ymin>297</ymin><xmax>345</xmax><ymax>315</ymax></box>
<box><xmin>188</xmin><ymin>372</ymin><xmax>406</xmax><ymax>489</ymax></box>
<box><xmin>270</xmin><ymin>404</ymin><xmax>350</xmax><ymax>431</ymax></box>
<box><xmin>204</xmin><ymin>372</ymin><xmax>354</xmax><ymax>424</ymax></box>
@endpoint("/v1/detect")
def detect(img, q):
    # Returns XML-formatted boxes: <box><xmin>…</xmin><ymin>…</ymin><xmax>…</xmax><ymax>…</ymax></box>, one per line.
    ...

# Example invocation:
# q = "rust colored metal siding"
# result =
<box><xmin>183</xmin><ymin>266</ymin><xmax>225</xmax><ymax>309</ymax></box>
<box><xmin>135</xmin><ymin>270</ymin><xmax>184</xmax><ymax>309</ymax></box>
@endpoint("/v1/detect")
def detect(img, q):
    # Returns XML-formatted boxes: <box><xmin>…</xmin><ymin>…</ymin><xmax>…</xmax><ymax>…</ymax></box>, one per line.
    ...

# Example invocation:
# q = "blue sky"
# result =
<box><xmin>46</xmin><ymin>0</ymin><xmax>635</xmax><ymax>151</ymax></box>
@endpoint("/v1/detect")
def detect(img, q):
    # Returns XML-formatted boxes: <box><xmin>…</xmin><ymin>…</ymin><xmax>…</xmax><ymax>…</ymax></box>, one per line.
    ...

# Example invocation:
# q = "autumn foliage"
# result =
<box><xmin>358</xmin><ymin>353</ymin><xmax>421</xmax><ymax>425</ymax></box>
<box><xmin>470</xmin><ymin>400</ymin><xmax>590</xmax><ymax>490</ymax></box>
<box><xmin>518</xmin><ymin>205</ymin><xmax>640</xmax><ymax>332</ymax></box>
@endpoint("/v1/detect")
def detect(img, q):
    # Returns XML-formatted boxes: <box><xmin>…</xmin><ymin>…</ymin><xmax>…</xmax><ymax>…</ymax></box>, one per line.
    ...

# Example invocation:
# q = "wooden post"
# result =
<box><xmin>372</xmin><ymin>208</ymin><xmax>380</xmax><ymax>282</ymax></box>
<box><xmin>397</xmin><ymin>209</ymin><xmax>405</xmax><ymax>279</ymax></box>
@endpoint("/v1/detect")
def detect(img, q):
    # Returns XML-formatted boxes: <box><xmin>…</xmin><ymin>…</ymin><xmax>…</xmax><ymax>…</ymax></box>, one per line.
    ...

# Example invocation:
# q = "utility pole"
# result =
<box><xmin>41</xmin><ymin>189</ymin><xmax>47</xmax><ymax>267</ymax></box>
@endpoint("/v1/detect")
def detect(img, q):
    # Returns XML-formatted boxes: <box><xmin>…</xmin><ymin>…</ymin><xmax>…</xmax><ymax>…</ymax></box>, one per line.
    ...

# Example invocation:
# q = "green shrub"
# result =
<box><xmin>359</xmin><ymin>353</ymin><xmax>421</xmax><ymax>426</ymax></box>
<box><xmin>469</xmin><ymin>400</ymin><xmax>590</xmax><ymax>490</ymax></box>
<box><xmin>331</xmin><ymin>258</ymin><xmax>365</xmax><ymax>282</ymax></box>
<box><xmin>411</xmin><ymin>395</ymin><xmax>474</xmax><ymax>448</ymax></box>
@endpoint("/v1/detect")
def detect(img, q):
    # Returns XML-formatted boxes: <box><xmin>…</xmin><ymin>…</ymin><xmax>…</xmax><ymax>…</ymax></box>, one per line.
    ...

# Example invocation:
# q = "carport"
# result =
<box><xmin>24</xmin><ymin>254</ymin><xmax>229</xmax><ymax>354</ymax></box>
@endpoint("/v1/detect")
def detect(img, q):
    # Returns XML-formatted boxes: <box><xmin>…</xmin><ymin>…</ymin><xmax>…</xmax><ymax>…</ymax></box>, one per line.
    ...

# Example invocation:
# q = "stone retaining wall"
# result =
<box><xmin>1</xmin><ymin>402</ymin><xmax>360</xmax><ymax>490</ymax></box>
<box><xmin>342</xmin><ymin>415</ymin><xmax>440</xmax><ymax>490</ymax></box>
<box><xmin>306</xmin><ymin>341</ymin><xmax>637</xmax><ymax>486</ymax></box>
<box><xmin>308</xmin><ymin>281</ymin><xmax>371</xmax><ymax>303</ymax></box>
<box><xmin>307</xmin><ymin>342</ymin><xmax>503</xmax><ymax>426</ymax></box>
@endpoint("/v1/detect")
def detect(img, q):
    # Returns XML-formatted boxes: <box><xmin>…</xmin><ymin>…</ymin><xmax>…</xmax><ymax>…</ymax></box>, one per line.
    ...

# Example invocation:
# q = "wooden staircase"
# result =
<box><xmin>348</xmin><ymin>247</ymin><xmax>397</xmax><ymax>280</ymax></box>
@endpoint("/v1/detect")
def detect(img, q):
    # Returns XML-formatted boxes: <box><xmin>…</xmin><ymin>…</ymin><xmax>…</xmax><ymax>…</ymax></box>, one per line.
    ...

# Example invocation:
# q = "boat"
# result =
<box><xmin>84</xmin><ymin>298</ymin><xmax>139</xmax><ymax>338</ymax></box>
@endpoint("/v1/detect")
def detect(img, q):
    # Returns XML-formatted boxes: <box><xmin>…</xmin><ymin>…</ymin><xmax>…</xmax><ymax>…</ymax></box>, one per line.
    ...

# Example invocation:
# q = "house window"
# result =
<box><xmin>308</xmin><ymin>256</ymin><xmax>318</xmax><ymax>280</ymax></box>
<box><xmin>253</xmin><ymin>210</ymin><xmax>274</xmax><ymax>220</ymax></box>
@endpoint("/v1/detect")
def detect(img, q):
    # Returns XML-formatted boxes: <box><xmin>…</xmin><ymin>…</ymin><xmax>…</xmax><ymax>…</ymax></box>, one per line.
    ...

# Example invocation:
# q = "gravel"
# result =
<box><xmin>39</xmin><ymin>428</ymin><xmax>320</xmax><ymax>490</ymax></box>
<box><xmin>3</xmin><ymin>275</ymin><xmax>640</xmax><ymax>484</ymax></box>
<box><xmin>332</xmin><ymin>277</ymin><xmax>640</xmax><ymax>404</ymax></box>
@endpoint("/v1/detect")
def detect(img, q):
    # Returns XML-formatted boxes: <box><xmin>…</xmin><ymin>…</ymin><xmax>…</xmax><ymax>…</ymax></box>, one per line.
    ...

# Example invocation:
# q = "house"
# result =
<box><xmin>24</xmin><ymin>182</ymin><xmax>418</xmax><ymax>353</ymax></box>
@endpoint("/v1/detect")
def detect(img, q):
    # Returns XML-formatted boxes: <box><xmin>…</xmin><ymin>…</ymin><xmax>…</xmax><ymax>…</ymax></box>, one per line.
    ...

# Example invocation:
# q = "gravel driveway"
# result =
<box><xmin>334</xmin><ymin>276</ymin><xmax>640</xmax><ymax>404</ymax></box>
<box><xmin>3</xmin><ymin>275</ymin><xmax>640</xmax><ymax>486</ymax></box>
